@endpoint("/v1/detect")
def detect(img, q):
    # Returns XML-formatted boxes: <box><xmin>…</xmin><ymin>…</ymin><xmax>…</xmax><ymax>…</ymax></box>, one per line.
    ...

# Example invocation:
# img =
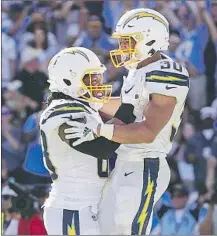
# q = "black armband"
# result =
<box><xmin>114</xmin><ymin>103</ymin><xmax>136</xmax><ymax>124</ymax></box>
<box><xmin>59</xmin><ymin>123</ymin><xmax>119</xmax><ymax>159</ymax></box>
<box><xmin>71</xmin><ymin>137</ymin><xmax>120</xmax><ymax>160</ymax></box>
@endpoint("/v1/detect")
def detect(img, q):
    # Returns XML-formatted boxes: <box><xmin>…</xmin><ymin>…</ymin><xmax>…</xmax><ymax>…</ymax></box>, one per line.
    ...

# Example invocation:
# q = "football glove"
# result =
<box><xmin>121</xmin><ymin>71</ymin><xmax>147</xmax><ymax>121</ymax></box>
<box><xmin>64</xmin><ymin>113</ymin><xmax>100</xmax><ymax>146</ymax></box>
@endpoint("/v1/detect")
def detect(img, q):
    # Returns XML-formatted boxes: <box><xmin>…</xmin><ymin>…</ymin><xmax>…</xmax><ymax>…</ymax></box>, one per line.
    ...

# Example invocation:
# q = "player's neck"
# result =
<box><xmin>137</xmin><ymin>52</ymin><xmax>161</xmax><ymax>69</ymax></box>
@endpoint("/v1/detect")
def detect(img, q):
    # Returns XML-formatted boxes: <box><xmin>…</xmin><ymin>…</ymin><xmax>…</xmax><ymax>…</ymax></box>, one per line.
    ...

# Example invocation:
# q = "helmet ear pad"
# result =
<box><xmin>127</xmin><ymin>32</ymin><xmax>155</xmax><ymax>63</ymax></box>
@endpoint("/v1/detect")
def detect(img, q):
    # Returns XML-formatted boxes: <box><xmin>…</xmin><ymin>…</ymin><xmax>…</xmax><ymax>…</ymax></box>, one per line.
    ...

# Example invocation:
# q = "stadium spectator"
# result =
<box><xmin>152</xmin><ymin>184</ymin><xmax>208</xmax><ymax>235</ymax></box>
<box><xmin>20</xmin><ymin>12</ymin><xmax>58</xmax><ymax>60</ymax></box>
<box><xmin>22</xmin><ymin>98</ymin><xmax>51</xmax><ymax>183</ymax></box>
<box><xmin>2</xmin><ymin>160</ymin><xmax>9</xmax><ymax>188</ymax></box>
<box><xmin>104</xmin><ymin>61</ymin><xmax>126</xmax><ymax>96</ymax></box>
<box><xmin>26</xmin><ymin>25</ymin><xmax>58</xmax><ymax>72</ymax></box>
<box><xmin>2</xmin><ymin>80</ymin><xmax>32</xmax><ymax>124</ymax></box>
<box><xmin>2</xmin><ymin>106</ymin><xmax>25</xmax><ymax>174</ymax></box>
<box><xmin>2</xmin><ymin>32</ymin><xmax>16</xmax><ymax>88</ymax></box>
<box><xmin>28</xmin><ymin>212</ymin><xmax>47</xmax><ymax>235</ymax></box>
<box><xmin>103</xmin><ymin>0</ymin><xmax>140</xmax><ymax>31</ymax></box>
<box><xmin>49</xmin><ymin>1</ymin><xmax>88</xmax><ymax>47</ymax></box>
<box><xmin>2</xmin><ymin>185</ymin><xmax>20</xmax><ymax>235</ymax></box>
<box><xmin>4</xmin><ymin>208</ymin><xmax>21</xmax><ymax>235</ymax></box>
<box><xmin>201</xmin><ymin>2</ymin><xmax>217</xmax><ymax>98</ymax></box>
<box><xmin>28</xmin><ymin>186</ymin><xmax>48</xmax><ymax>235</ymax></box>
<box><xmin>167</xmin><ymin>32</ymin><xmax>181</xmax><ymax>60</ymax></box>
<box><xmin>2</xmin><ymin>3</ymin><xmax>30</xmax><ymax>38</ymax></box>
<box><xmin>74</xmin><ymin>15</ymin><xmax>115</xmax><ymax>62</ymax></box>
<box><xmin>1</xmin><ymin>1</ymin><xmax>217</xmax><ymax>235</ymax></box>
<box><xmin>199</xmin><ymin>198</ymin><xmax>217</xmax><ymax>235</ymax></box>
<box><xmin>184</xmin><ymin>107</ymin><xmax>217</xmax><ymax>192</ymax></box>
<box><xmin>14</xmin><ymin>47</ymin><xmax>49</xmax><ymax>115</ymax></box>
<box><xmin>161</xmin><ymin>2</ymin><xmax>209</xmax><ymax>111</ymax></box>
<box><xmin>167</xmin><ymin>122</ymin><xmax>196</xmax><ymax>191</ymax></box>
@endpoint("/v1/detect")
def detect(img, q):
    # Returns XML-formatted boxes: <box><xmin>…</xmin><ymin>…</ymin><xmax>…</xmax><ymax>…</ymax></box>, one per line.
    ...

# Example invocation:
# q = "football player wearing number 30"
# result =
<box><xmin>62</xmin><ymin>9</ymin><xmax>190</xmax><ymax>235</ymax></box>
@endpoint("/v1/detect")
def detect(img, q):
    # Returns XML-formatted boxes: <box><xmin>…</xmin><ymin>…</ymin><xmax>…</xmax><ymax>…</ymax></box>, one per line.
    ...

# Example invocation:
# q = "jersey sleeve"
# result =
<box><xmin>40</xmin><ymin>102</ymin><xmax>89</xmax><ymax>126</ymax></box>
<box><xmin>145</xmin><ymin>61</ymin><xmax>189</xmax><ymax>101</ymax></box>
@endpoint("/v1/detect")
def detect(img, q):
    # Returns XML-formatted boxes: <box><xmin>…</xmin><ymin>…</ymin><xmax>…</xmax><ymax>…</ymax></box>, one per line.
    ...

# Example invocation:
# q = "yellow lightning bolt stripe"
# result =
<box><xmin>67</xmin><ymin>215</ymin><xmax>76</xmax><ymax>236</ymax></box>
<box><xmin>146</xmin><ymin>75</ymin><xmax>184</xmax><ymax>82</ymax></box>
<box><xmin>137</xmin><ymin>171</ymin><xmax>154</xmax><ymax>235</ymax></box>
<box><xmin>124</xmin><ymin>12</ymin><xmax>168</xmax><ymax>30</ymax></box>
<box><xmin>55</xmin><ymin>107</ymin><xmax>86</xmax><ymax>112</ymax></box>
<box><xmin>67</xmin><ymin>223</ymin><xmax>76</xmax><ymax>235</ymax></box>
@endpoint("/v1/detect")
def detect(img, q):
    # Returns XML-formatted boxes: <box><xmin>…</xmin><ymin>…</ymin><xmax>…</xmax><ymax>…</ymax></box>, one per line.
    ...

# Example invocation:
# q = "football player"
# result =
<box><xmin>62</xmin><ymin>9</ymin><xmax>190</xmax><ymax>235</ymax></box>
<box><xmin>40</xmin><ymin>47</ymin><xmax>117</xmax><ymax>235</ymax></box>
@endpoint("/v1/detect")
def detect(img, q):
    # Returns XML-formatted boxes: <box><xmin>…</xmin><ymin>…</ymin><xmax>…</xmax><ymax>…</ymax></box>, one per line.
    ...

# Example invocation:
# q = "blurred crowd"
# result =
<box><xmin>1</xmin><ymin>0</ymin><xmax>217</xmax><ymax>235</ymax></box>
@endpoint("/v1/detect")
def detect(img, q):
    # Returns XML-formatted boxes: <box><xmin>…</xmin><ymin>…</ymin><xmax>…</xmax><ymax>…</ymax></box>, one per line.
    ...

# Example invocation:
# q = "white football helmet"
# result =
<box><xmin>110</xmin><ymin>8</ymin><xmax>169</xmax><ymax>69</ymax></box>
<box><xmin>48</xmin><ymin>47</ymin><xmax>112</xmax><ymax>103</ymax></box>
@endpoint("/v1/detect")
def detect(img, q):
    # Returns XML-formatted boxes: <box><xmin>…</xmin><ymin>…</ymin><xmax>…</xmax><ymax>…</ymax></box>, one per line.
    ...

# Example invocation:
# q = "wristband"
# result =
<box><xmin>100</xmin><ymin>124</ymin><xmax>114</xmax><ymax>140</ymax></box>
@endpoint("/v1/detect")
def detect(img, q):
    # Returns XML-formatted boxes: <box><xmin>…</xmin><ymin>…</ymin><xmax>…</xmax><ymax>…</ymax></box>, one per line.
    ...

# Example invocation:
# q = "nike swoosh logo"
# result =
<box><xmin>124</xmin><ymin>171</ymin><xmax>134</xmax><ymax>177</ymax></box>
<box><xmin>166</xmin><ymin>85</ymin><xmax>177</xmax><ymax>90</ymax></box>
<box><xmin>127</xmin><ymin>25</ymin><xmax>134</xmax><ymax>28</ymax></box>
<box><xmin>125</xmin><ymin>85</ymin><xmax>135</xmax><ymax>94</ymax></box>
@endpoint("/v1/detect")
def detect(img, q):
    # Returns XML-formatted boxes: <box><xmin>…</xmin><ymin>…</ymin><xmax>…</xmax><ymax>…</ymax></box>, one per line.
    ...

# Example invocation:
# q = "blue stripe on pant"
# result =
<box><xmin>62</xmin><ymin>209</ymin><xmax>80</xmax><ymax>235</ymax></box>
<box><xmin>131</xmin><ymin>158</ymin><xmax>159</xmax><ymax>235</ymax></box>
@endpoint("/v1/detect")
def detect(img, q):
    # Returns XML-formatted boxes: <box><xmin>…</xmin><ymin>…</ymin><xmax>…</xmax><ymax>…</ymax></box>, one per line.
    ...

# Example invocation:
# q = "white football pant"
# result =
<box><xmin>43</xmin><ymin>206</ymin><xmax>100</xmax><ymax>235</ymax></box>
<box><xmin>98</xmin><ymin>157</ymin><xmax>170</xmax><ymax>235</ymax></box>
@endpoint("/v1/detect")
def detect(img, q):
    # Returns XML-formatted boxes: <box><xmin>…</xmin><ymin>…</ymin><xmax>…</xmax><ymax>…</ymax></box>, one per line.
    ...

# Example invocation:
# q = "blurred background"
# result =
<box><xmin>1</xmin><ymin>0</ymin><xmax>217</xmax><ymax>235</ymax></box>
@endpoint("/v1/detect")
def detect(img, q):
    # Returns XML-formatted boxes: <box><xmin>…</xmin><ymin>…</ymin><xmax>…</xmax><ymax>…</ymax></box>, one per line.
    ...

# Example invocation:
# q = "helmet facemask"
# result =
<box><xmin>78</xmin><ymin>69</ymin><xmax>112</xmax><ymax>103</ymax></box>
<box><xmin>110</xmin><ymin>33</ymin><xmax>143</xmax><ymax>68</ymax></box>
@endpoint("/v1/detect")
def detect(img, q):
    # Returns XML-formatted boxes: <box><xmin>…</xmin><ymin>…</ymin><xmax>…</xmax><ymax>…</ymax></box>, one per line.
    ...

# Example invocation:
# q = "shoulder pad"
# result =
<box><xmin>40</xmin><ymin>100</ymin><xmax>90</xmax><ymax>126</ymax></box>
<box><xmin>146</xmin><ymin>59</ymin><xmax>189</xmax><ymax>87</ymax></box>
<box><xmin>145</xmin><ymin>60</ymin><xmax>189</xmax><ymax>100</ymax></box>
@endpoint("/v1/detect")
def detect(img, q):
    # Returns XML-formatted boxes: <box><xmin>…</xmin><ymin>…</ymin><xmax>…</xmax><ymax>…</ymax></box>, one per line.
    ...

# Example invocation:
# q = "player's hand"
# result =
<box><xmin>121</xmin><ymin>72</ymin><xmax>147</xmax><ymax>120</ymax></box>
<box><xmin>121</xmin><ymin>71</ymin><xmax>145</xmax><ymax>104</ymax></box>
<box><xmin>64</xmin><ymin>114</ymin><xmax>100</xmax><ymax>146</ymax></box>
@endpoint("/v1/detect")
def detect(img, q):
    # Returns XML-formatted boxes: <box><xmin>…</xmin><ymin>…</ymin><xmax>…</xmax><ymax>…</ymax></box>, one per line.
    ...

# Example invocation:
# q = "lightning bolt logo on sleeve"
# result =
<box><xmin>131</xmin><ymin>158</ymin><xmax>159</xmax><ymax>235</ymax></box>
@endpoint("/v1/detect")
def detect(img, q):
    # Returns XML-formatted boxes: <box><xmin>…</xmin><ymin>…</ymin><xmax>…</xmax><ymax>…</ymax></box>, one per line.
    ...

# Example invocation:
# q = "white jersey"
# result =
<box><xmin>40</xmin><ymin>99</ymin><xmax>108</xmax><ymax>211</ymax></box>
<box><xmin>117</xmin><ymin>56</ymin><xmax>189</xmax><ymax>161</ymax></box>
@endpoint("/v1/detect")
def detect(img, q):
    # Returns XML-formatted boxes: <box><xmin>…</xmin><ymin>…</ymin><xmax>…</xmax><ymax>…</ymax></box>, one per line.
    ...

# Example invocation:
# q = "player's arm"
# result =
<box><xmin>99</xmin><ymin>64</ymin><xmax>189</xmax><ymax>143</ymax></box>
<box><xmin>59</xmin><ymin>102</ymin><xmax>137</xmax><ymax>159</ymax></box>
<box><xmin>99</xmin><ymin>97</ymin><xmax>121</xmax><ymax>116</ymax></box>
<box><xmin>54</xmin><ymin>102</ymin><xmax>123</xmax><ymax>160</ymax></box>
<box><xmin>98</xmin><ymin>94</ymin><xmax>176</xmax><ymax>143</ymax></box>
<box><xmin>64</xmin><ymin>94</ymin><xmax>176</xmax><ymax>146</ymax></box>
<box><xmin>57</xmin><ymin>99</ymin><xmax>137</xmax><ymax>159</ymax></box>
<box><xmin>64</xmin><ymin>64</ymin><xmax>189</xmax><ymax>146</ymax></box>
<box><xmin>59</xmin><ymin>122</ymin><xmax>120</xmax><ymax>160</ymax></box>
